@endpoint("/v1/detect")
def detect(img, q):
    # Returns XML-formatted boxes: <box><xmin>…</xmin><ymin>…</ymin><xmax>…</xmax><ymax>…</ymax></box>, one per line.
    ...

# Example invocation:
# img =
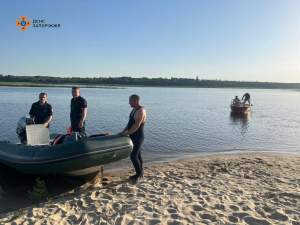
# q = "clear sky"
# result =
<box><xmin>0</xmin><ymin>0</ymin><xmax>299</xmax><ymax>83</ymax></box>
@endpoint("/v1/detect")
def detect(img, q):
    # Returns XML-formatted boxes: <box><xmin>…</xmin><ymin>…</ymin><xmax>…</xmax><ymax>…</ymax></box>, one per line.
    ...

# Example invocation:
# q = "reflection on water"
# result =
<box><xmin>229</xmin><ymin>112</ymin><xmax>252</xmax><ymax>136</ymax></box>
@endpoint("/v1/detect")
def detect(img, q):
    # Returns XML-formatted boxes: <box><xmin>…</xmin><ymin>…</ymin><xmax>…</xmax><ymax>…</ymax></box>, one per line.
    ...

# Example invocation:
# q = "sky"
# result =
<box><xmin>0</xmin><ymin>0</ymin><xmax>299</xmax><ymax>83</ymax></box>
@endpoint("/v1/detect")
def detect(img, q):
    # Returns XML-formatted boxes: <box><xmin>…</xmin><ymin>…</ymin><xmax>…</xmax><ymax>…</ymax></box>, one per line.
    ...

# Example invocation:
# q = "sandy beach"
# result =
<box><xmin>0</xmin><ymin>153</ymin><xmax>299</xmax><ymax>225</ymax></box>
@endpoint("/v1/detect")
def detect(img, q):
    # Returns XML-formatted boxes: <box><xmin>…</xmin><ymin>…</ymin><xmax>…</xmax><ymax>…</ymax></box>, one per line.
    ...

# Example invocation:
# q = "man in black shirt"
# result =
<box><xmin>70</xmin><ymin>87</ymin><xmax>87</xmax><ymax>133</ymax></box>
<box><xmin>29</xmin><ymin>93</ymin><xmax>53</xmax><ymax>128</ymax></box>
<box><xmin>242</xmin><ymin>93</ymin><xmax>251</xmax><ymax>105</ymax></box>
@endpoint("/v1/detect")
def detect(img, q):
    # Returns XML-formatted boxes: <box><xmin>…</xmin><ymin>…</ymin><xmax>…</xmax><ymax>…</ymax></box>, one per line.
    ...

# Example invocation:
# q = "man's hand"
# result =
<box><xmin>78</xmin><ymin>121</ymin><xmax>84</xmax><ymax>128</ymax></box>
<box><xmin>118</xmin><ymin>131</ymin><xmax>128</xmax><ymax>136</ymax></box>
<box><xmin>44</xmin><ymin>123</ymin><xmax>48</xmax><ymax>127</ymax></box>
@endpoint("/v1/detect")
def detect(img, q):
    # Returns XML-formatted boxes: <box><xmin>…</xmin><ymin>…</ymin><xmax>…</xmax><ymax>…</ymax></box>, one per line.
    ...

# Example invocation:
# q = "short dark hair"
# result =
<box><xmin>130</xmin><ymin>94</ymin><xmax>140</xmax><ymax>101</ymax></box>
<box><xmin>39</xmin><ymin>93</ymin><xmax>47</xmax><ymax>97</ymax></box>
<box><xmin>72</xmin><ymin>87</ymin><xmax>80</xmax><ymax>90</ymax></box>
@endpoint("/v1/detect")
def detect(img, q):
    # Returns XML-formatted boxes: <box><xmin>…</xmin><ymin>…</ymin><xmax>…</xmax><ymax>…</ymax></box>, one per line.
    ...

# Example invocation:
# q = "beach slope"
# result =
<box><xmin>1</xmin><ymin>153</ymin><xmax>299</xmax><ymax>224</ymax></box>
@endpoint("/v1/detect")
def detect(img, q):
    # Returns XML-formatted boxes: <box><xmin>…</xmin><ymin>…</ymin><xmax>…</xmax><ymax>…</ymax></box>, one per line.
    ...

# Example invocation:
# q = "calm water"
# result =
<box><xmin>1</xmin><ymin>86</ymin><xmax>300</xmax><ymax>169</ymax></box>
<box><xmin>1</xmin><ymin>86</ymin><xmax>300</xmax><ymax>212</ymax></box>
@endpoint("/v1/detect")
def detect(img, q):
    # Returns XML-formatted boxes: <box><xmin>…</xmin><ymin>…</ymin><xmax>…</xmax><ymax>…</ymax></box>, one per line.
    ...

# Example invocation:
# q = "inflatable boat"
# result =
<box><xmin>0</xmin><ymin>118</ymin><xmax>133</xmax><ymax>177</ymax></box>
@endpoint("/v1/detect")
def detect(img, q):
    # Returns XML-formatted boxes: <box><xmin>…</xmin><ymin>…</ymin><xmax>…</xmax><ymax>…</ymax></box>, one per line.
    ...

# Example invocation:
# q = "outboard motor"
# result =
<box><xmin>16</xmin><ymin>117</ymin><xmax>34</xmax><ymax>143</ymax></box>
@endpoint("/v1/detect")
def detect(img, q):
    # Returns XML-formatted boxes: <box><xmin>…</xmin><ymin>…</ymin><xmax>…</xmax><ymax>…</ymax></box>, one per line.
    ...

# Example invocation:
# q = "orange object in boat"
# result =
<box><xmin>67</xmin><ymin>126</ymin><xmax>73</xmax><ymax>134</ymax></box>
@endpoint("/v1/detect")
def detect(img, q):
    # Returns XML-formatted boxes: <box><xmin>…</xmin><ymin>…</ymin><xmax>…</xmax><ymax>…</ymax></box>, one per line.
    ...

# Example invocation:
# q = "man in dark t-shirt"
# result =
<box><xmin>70</xmin><ymin>87</ymin><xmax>87</xmax><ymax>133</ymax></box>
<box><xmin>242</xmin><ymin>93</ymin><xmax>251</xmax><ymax>105</ymax></box>
<box><xmin>29</xmin><ymin>93</ymin><xmax>53</xmax><ymax>128</ymax></box>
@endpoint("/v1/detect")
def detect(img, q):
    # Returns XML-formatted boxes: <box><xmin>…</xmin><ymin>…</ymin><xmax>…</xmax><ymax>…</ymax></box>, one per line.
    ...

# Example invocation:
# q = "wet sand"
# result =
<box><xmin>0</xmin><ymin>152</ymin><xmax>300</xmax><ymax>224</ymax></box>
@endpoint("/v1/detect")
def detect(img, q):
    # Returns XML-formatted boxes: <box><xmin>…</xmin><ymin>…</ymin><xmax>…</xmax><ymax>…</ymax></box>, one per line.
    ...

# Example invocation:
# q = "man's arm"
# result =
<box><xmin>118</xmin><ymin>123</ymin><xmax>129</xmax><ymax>135</ymax></box>
<box><xmin>44</xmin><ymin>116</ymin><xmax>53</xmax><ymax>127</ymax></box>
<box><xmin>125</xmin><ymin>108</ymin><xmax>145</xmax><ymax>135</ymax></box>
<box><xmin>123</xmin><ymin>124</ymin><xmax>129</xmax><ymax>132</ymax></box>
<box><xmin>78</xmin><ymin>108</ymin><xmax>87</xmax><ymax>128</ymax></box>
<box><xmin>29</xmin><ymin>104</ymin><xmax>35</xmax><ymax>118</ymax></box>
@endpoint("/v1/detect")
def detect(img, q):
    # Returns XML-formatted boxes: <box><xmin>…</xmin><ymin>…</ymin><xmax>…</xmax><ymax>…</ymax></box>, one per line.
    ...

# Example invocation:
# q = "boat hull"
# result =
<box><xmin>230</xmin><ymin>105</ymin><xmax>252</xmax><ymax>113</ymax></box>
<box><xmin>0</xmin><ymin>135</ymin><xmax>133</xmax><ymax>176</ymax></box>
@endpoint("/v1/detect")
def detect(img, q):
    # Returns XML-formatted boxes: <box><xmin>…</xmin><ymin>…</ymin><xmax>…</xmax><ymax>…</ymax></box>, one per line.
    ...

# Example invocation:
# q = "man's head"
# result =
<box><xmin>39</xmin><ymin>93</ymin><xmax>47</xmax><ymax>104</ymax></box>
<box><xmin>72</xmin><ymin>87</ymin><xmax>81</xmax><ymax>99</ymax></box>
<box><xmin>129</xmin><ymin>94</ymin><xmax>140</xmax><ymax>108</ymax></box>
<box><xmin>235</xmin><ymin>96</ymin><xmax>238</xmax><ymax>99</ymax></box>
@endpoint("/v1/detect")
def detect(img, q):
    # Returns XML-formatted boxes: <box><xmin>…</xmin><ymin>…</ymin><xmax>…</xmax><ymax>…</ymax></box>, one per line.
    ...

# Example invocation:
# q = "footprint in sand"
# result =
<box><xmin>167</xmin><ymin>220</ymin><xmax>181</xmax><ymax>225</ymax></box>
<box><xmin>144</xmin><ymin>206</ymin><xmax>153</xmax><ymax>212</ymax></box>
<box><xmin>82</xmin><ymin>196</ymin><xmax>93</xmax><ymax>204</ymax></box>
<box><xmin>167</xmin><ymin>208</ymin><xmax>177</xmax><ymax>214</ymax></box>
<box><xmin>205</xmin><ymin>196</ymin><xmax>211</xmax><ymax>202</ymax></box>
<box><xmin>228</xmin><ymin>215</ymin><xmax>239</xmax><ymax>223</ymax></box>
<box><xmin>112</xmin><ymin>203</ymin><xmax>121</xmax><ymax>210</ymax></box>
<box><xmin>242</xmin><ymin>205</ymin><xmax>252</xmax><ymax>211</ymax></box>
<box><xmin>191</xmin><ymin>189</ymin><xmax>201</xmax><ymax>195</ymax></box>
<box><xmin>201</xmin><ymin>213</ymin><xmax>217</xmax><ymax>221</ymax></box>
<box><xmin>213</xmin><ymin>204</ymin><xmax>225</xmax><ymax>210</ymax></box>
<box><xmin>244</xmin><ymin>216</ymin><xmax>271</xmax><ymax>225</ymax></box>
<box><xmin>262</xmin><ymin>206</ymin><xmax>274</xmax><ymax>213</ymax></box>
<box><xmin>152</xmin><ymin>213</ymin><xmax>160</xmax><ymax>218</ymax></box>
<box><xmin>229</xmin><ymin>205</ymin><xmax>240</xmax><ymax>211</ymax></box>
<box><xmin>66</xmin><ymin>215</ymin><xmax>79</xmax><ymax>223</ymax></box>
<box><xmin>101</xmin><ymin>193</ymin><xmax>113</xmax><ymax>200</ymax></box>
<box><xmin>118</xmin><ymin>186</ymin><xmax>132</xmax><ymax>193</ymax></box>
<box><xmin>171</xmin><ymin>214</ymin><xmax>181</xmax><ymax>220</ymax></box>
<box><xmin>285</xmin><ymin>209</ymin><xmax>296</xmax><ymax>215</ymax></box>
<box><xmin>255</xmin><ymin>207</ymin><xmax>267</xmax><ymax>218</ymax></box>
<box><xmin>189</xmin><ymin>204</ymin><xmax>203</xmax><ymax>211</ymax></box>
<box><xmin>149</xmin><ymin>219</ymin><xmax>161</xmax><ymax>225</ymax></box>
<box><xmin>232</xmin><ymin>212</ymin><xmax>250</xmax><ymax>219</ymax></box>
<box><xmin>268</xmin><ymin>211</ymin><xmax>289</xmax><ymax>221</ymax></box>
<box><xmin>137</xmin><ymin>193</ymin><xmax>146</xmax><ymax>198</ymax></box>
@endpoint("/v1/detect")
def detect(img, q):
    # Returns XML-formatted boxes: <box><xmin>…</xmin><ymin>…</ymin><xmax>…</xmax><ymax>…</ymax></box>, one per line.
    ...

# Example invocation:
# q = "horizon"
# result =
<box><xmin>1</xmin><ymin>74</ymin><xmax>299</xmax><ymax>84</ymax></box>
<box><xmin>1</xmin><ymin>0</ymin><xmax>299</xmax><ymax>83</ymax></box>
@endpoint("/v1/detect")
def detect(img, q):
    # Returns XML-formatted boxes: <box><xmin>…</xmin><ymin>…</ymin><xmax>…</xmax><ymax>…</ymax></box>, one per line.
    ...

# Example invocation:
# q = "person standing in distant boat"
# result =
<box><xmin>119</xmin><ymin>94</ymin><xmax>146</xmax><ymax>182</ymax></box>
<box><xmin>70</xmin><ymin>87</ymin><xmax>87</xmax><ymax>135</ymax></box>
<box><xmin>29</xmin><ymin>93</ymin><xmax>53</xmax><ymax>128</ymax></box>
<box><xmin>242</xmin><ymin>93</ymin><xmax>251</xmax><ymax>105</ymax></box>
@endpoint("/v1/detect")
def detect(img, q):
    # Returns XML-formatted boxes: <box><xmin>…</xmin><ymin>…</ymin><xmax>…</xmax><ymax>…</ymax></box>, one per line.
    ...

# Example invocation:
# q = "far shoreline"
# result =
<box><xmin>1</xmin><ymin>82</ymin><xmax>300</xmax><ymax>90</ymax></box>
<box><xmin>0</xmin><ymin>83</ymin><xmax>125</xmax><ymax>89</ymax></box>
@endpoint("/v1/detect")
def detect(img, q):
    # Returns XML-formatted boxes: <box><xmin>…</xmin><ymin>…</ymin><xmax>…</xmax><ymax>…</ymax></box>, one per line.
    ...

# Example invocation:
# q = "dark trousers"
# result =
<box><xmin>71</xmin><ymin>121</ymin><xmax>85</xmax><ymax>133</ymax></box>
<box><xmin>130</xmin><ymin>135</ymin><xmax>144</xmax><ymax>177</ymax></box>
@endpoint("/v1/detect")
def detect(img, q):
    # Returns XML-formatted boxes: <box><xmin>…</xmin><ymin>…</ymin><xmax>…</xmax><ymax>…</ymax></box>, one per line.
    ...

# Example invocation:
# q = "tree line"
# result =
<box><xmin>0</xmin><ymin>74</ymin><xmax>299</xmax><ymax>89</ymax></box>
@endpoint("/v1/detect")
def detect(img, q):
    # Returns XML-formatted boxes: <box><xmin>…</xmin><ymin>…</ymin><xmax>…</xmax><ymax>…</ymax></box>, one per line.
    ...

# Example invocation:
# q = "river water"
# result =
<box><xmin>1</xmin><ymin>86</ymin><xmax>300</xmax><ymax>165</ymax></box>
<box><xmin>1</xmin><ymin>86</ymin><xmax>300</xmax><ymax>213</ymax></box>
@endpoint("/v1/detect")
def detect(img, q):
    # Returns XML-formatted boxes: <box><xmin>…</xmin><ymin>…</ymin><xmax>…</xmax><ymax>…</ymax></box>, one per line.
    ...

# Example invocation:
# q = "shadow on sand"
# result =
<box><xmin>0</xmin><ymin>162</ymin><xmax>96</xmax><ymax>214</ymax></box>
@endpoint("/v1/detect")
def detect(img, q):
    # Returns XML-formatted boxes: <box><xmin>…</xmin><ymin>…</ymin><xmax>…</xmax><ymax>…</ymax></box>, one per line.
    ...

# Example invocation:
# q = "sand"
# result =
<box><xmin>0</xmin><ymin>153</ymin><xmax>299</xmax><ymax>225</ymax></box>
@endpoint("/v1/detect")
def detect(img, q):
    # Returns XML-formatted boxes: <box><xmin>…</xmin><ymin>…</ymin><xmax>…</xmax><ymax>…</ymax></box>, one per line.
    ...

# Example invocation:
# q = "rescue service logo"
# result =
<box><xmin>16</xmin><ymin>16</ymin><xmax>31</xmax><ymax>31</ymax></box>
<box><xmin>16</xmin><ymin>17</ymin><xmax>60</xmax><ymax>31</ymax></box>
